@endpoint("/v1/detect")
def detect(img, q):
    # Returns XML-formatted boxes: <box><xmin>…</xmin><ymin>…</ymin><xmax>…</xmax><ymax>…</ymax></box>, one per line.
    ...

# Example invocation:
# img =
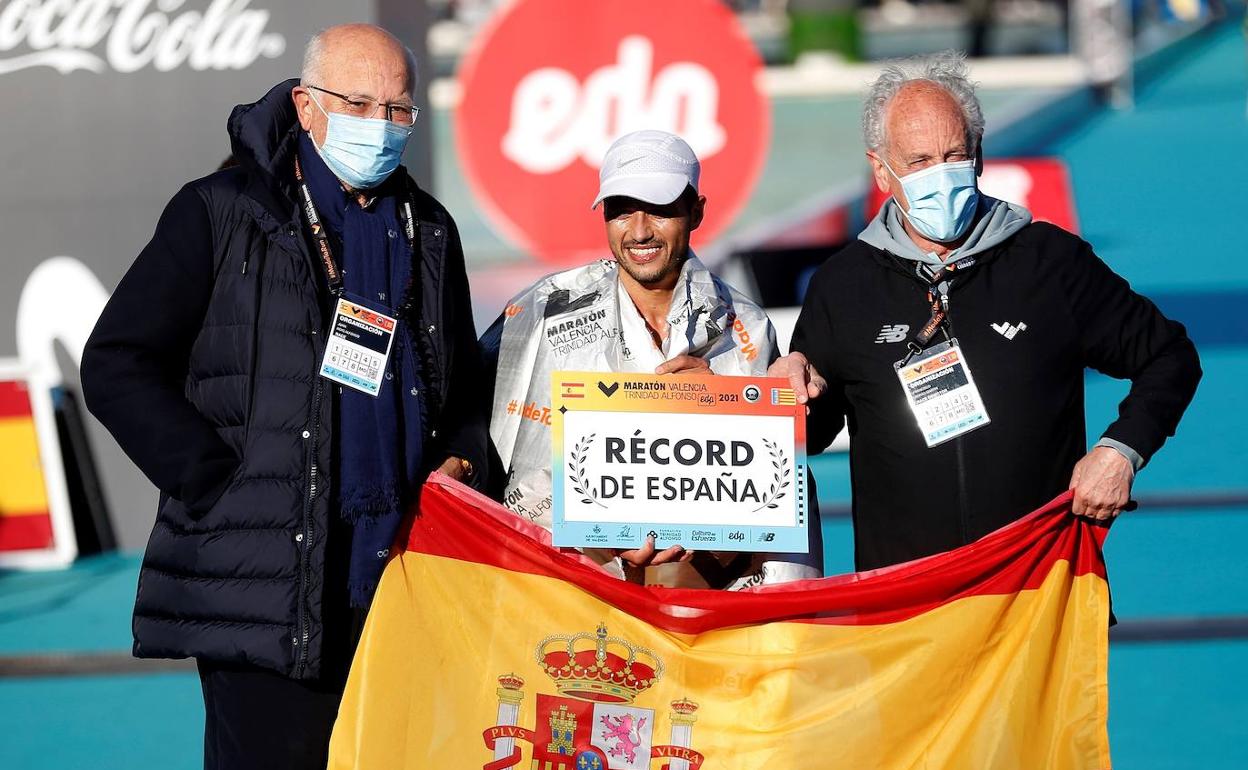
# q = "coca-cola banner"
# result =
<box><xmin>0</xmin><ymin>0</ymin><xmax>288</xmax><ymax>75</ymax></box>
<box><xmin>454</xmin><ymin>0</ymin><xmax>770</xmax><ymax>264</ymax></box>
<box><xmin>0</xmin><ymin>0</ymin><xmax>359</xmax><ymax>303</ymax></box>
<box><xmin>0</xmin><ymin>0</ymin><xmax>379</xmax><ymax>551</ymax></box>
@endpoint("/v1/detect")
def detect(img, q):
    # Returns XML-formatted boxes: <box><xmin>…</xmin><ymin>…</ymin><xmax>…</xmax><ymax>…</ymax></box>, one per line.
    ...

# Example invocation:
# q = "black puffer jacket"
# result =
<box><xmin>82</xmin><ymin>80</ymin><xmax>488</xmax><ymax>679</ymax></box>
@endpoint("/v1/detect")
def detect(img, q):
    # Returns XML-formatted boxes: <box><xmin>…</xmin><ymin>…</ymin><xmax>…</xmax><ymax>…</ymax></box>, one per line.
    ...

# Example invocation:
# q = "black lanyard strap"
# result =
<box><xmin>293</xmin><ymin>156</ymin><xmax>345</xmax><ymax>296</ymax></box>
<box><xmin>902</xmin><ymin>257</ymin><xmax>974</xmax><ymax>363</ymax></box>
<box><xmin>292</xmin><ymin>156</ymin><xmax>418</xmax><ymax>298</ymax></box>
<box><xmin>399</xmin><ymin>199</ymin><xmax>416</xmax><ymax>244</ymax></box>
<box><xmin>909</xmin><ymin>295</ymin><xmax>946</xmax><ymax>356</ymax></box>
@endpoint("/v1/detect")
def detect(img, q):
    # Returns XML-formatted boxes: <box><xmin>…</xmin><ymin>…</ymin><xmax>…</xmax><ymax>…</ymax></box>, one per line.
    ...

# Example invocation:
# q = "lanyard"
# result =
<box><xmin>906</xmin><ymin>292</ymin><xmax>946</xmax><ymax>361</ymax></box>
<box><xmin>292</xmin><ymin>156</ymin><xmax>417</xmax><ymax>298</ymax></box>
<box><xmin>901</xmin><ymin>256</ymin><xmax>975</xmax><ymax>364</ymax></box>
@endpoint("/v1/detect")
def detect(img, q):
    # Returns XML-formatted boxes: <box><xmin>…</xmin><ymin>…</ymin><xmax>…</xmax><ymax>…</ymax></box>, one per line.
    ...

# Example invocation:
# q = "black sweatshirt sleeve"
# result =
<box><xmin>478</xmin><ymin>312</ymin><xmax>504</xmax><ymax>403</ymax></box>
<box><xmin>476</xmin><ymin>312</ymin><xmax>509</xmax><ymax>501</ymax></box>
<box><xmin>81</xmin><ymin>184</ymin><xmax>240</xmax><ymax>512</ymax></box>
<box><xmin>790</xmin><ymin>267</ymin><xmax>849</xmax><ymax>454</ymax></box>
<box><xmin>1062</xmin><ymin>233</ymin><xmax>1202</xmax><ymax>466</ymax></box>
<box><xmin>435</xmin><ymin>216</ymin><xmax>491</xmax><ymax>491</ymax></box>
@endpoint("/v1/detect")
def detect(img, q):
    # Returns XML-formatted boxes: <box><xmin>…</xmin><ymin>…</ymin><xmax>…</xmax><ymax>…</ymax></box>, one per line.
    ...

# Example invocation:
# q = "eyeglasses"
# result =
<box><xmin>306</xmin><ymin>85</ymin><xmax>421</xmax><ymax>127</ymax></box>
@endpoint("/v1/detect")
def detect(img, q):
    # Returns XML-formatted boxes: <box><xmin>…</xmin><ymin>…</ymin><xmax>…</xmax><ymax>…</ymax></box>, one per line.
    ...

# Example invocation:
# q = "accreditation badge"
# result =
<box><xmin>894</xmin><ymin>339</ymin><xmax>990</xmax><ymax>447</ymax></box>
<box><xmin>319</xmin><ymin>297</ymin><xmax>398</xmax><ymax>397</ymax></box>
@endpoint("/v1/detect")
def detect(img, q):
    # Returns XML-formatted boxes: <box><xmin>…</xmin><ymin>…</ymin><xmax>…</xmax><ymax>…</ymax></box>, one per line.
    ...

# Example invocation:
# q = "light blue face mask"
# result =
<box><xmin>310</xmin><ymin>94</ymin><xmax>412</xmax><ymax>190</ymax></box>
<box><xmin>886</xmin><ymin>159</ymin><xmax>980</xmax><ymax>243</ymax></box>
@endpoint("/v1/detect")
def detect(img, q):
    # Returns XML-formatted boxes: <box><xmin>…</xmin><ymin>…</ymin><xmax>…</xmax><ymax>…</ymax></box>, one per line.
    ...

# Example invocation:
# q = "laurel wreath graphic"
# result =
<box><xmin>753</xmin><ymin>439</ymin><xmax>792</xmax><ymax>512</ymax></box>
<box><xmin>568</xmin><ymin>434</ymin><xmax>607</xmax><ymax>508</ymax></box>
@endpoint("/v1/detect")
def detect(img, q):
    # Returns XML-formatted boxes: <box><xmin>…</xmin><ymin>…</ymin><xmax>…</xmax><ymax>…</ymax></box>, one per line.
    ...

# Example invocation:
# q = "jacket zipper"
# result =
<box><xmin>955</xmin><ymin>436</ymin><xmax>970</xmax><ymax>544</ymax></box>
<box><xmin>242</xmin><ymin>252</ymin><xmax>266</xmax><ymax>450</ymax></box>
<box><xmin>287</xmin><ymin>208</ymin><xmax>325</xmax><ymax>678</ymax></box>
<box><xmin>414</xmin><ymin>209</ymin><xmax>448</xmax><ymax>435</ymax></box>
<box><xmin>937</xmin><ymin>285</ymin><xmax>972</xmax><ymax>544</ymax></box>
<box><xmin>294</xmin><ymin>372</ymin><xmax>323</xmax><ymax>677</ymax></box>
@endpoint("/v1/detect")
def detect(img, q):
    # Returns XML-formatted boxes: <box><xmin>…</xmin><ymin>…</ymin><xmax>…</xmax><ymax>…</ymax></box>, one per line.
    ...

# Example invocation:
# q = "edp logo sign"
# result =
<box><xmin>501</xmin><ymin>35</ymin><xmax>727</xmax><ymax>175</ymax></box>
<box><xmin>455</xmin><ymin>0</ymin><xmax>769</xmax><ymax>263</ymax></box>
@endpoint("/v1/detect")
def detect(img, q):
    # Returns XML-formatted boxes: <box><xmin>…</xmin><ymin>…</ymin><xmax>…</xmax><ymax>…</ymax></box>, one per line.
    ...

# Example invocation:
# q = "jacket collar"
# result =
<box><xmin>859</xmin><ymin>196</ymin><xmax>1031</xmax><ymax>285</ymax></box>
<box><xmin>227</xmin><ymin>78</ymin><xmax>304</xmax><ymax>224</ymax></box>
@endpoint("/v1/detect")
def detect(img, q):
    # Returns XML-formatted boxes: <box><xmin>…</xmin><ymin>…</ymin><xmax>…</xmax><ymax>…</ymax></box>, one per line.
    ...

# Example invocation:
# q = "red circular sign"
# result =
<box><xmin>455</xmin><ymin>0</ymin><xmax>770</xmax><ymax>264</ymax></box>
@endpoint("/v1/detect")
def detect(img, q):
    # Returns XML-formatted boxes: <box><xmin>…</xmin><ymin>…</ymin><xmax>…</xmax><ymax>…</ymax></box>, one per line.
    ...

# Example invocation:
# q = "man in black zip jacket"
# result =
<box><xmin>771</xmin><ymin>52</ymin><xmax>1201</xmax><ymax>572</ymax></box>
<box><xmin>80</xmin><ymin>25</ymin><xmax>488</xmax><ymax>770</ymax></box>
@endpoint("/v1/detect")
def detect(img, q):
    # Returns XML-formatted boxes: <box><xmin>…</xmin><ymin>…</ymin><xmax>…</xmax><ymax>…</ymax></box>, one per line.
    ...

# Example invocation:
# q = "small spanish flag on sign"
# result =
<box><xmin>560</xmin><ymin>381</ymin><xmax>585</xmax><ymax>399</ymax></box>
<box><xmin>0</xmin><ymin>379</ymin><xmax>55</xmax><ymax>552</ymax></box>
<box><xmin>329</xmin><ymin>478</ymin><xmax>1112</xmax><ymax>770</ymax></box>
<box><xmin>770</xmin><ymin>387</ymin><xmax>797</xmax><ymax>406</ymax></box>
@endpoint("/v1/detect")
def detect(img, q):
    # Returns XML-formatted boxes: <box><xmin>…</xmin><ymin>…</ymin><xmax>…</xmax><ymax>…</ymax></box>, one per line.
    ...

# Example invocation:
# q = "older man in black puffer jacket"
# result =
<box><xmin>82</xmin><ymin>23</ymin><xmax>488</xmax><ymax>770</ymax></box>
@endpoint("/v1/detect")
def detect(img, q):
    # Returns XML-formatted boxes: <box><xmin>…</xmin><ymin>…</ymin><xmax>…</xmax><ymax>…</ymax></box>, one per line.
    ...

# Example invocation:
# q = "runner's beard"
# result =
<box><xmin>616</xmin><ymin>246</ymin><xmax>687</xmax><ymax>287</ymax></box>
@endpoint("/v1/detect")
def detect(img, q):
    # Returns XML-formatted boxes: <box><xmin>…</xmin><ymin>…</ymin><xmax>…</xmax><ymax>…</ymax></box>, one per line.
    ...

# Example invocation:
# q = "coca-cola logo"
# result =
<box><xmin>455</xmin><ymin>0</ymin><xmax>769</xmax><ymax>264</ymax></box>
<box><xmin>0</xmin><ymin>0</ymin><xmax>286</xmax><ymax>76</ymax></box>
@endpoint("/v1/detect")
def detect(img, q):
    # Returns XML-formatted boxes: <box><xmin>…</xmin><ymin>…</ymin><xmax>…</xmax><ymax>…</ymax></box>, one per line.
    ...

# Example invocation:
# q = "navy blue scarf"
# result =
<box><xmin>298</xmin><ymin>133</ymin><xmax>426</xmax><ymax>607</ymax></box>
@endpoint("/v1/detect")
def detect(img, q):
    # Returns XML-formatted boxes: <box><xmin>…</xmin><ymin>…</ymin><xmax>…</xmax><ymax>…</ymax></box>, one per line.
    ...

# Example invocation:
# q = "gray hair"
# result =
<box><xmin>862</xmin><ymin>50</ymin><xmax>984</xmax><ymax>154</ymax></box>
<box><xmin>300</xmin><ymin>28</ymin><xmax>420</xmax><ymax>97</ymax></box>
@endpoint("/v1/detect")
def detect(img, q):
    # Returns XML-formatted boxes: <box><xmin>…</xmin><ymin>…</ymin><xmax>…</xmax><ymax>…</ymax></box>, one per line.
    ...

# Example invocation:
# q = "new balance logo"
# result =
<box><xmin>991</xmin><ymin>321</ymin><xmax>1028</xmax><ymax>340</ymax></box>
<box><xmin>874</xmin><ymin>324</ymin><xmax>910</xmax><ymax>344</ymax></box>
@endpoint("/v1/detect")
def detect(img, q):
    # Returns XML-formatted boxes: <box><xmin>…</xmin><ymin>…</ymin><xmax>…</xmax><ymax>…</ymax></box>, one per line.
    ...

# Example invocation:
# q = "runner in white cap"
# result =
<box><xmin>481</xmin><ymin>130</ymin><xmax>823</xmax><ymax>589</ymax></box>
<box><xmin>591</xmin><ymin>129</ymin><xmax>702</xmax><ymax>208</ymax></box>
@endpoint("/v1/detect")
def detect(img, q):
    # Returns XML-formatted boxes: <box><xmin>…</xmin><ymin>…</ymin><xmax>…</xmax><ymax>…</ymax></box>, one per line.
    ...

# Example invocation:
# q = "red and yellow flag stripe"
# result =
<box><xmin>0</xmin><ymin>380</ymin><xmax>54</xmax><ymax>552</ymax></box>
<box><xmin>330</xmin><ymin>477</ymin><xmax>1111</xmax><ymax>770</ymax></box>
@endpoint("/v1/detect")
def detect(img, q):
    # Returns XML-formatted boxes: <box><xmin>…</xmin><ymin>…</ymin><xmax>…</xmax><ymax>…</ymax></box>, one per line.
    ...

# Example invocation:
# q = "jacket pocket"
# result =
<box><xmin>178</xmin><ymin>461</ymin><xmax>243</xmax><ymax>523</ymax></box>
<box><xmin>241</xmin><ymin>249</ymin><xmax>267</xmax><ymax>452</ymax></box>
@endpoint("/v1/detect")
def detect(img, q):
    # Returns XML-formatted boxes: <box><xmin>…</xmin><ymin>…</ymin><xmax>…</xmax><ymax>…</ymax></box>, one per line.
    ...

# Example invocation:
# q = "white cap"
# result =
<box><xmin>592</xmin><ymin>130</ymin><xmax>700</xmax><ymax>209</ymax></box>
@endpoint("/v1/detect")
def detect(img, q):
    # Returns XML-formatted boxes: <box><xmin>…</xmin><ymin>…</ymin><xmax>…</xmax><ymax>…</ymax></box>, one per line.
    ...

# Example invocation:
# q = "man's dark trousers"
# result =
<box><xmin>198</xmin><ymin>659</ymin><xmax>344</xmax><ymax>770</ymax></box>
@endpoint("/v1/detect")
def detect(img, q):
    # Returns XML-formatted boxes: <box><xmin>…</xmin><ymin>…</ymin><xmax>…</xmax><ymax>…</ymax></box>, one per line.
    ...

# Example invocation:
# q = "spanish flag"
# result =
<box><xmin>0</xmin><ymin>379</ymin><xmax>55</xmax><ymax>552</ymax></box>
<box><xmin>329</xmin><ymin>477</ymin><xmax>1111</xmax><ymax>769</ymax></box>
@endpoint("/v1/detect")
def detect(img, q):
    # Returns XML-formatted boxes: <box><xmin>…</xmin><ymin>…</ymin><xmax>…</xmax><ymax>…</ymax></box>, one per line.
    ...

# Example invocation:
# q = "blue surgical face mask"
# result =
<box><xmin>885</xmin><ymin>158</ymin><xmax>980</xmax><ymax>243</ymax></box>
<box><xmin>310</xmin><ymin>93</ymin><xmax>412</xmax><ymax>190</ymax></box>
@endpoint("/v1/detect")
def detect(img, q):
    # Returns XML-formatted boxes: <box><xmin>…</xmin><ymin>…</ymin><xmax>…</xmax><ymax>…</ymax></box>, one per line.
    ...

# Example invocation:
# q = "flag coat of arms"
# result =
<box><xmin>329</xmin><ymin>476</ymin><xmax>1111</xmax><ymax>769</ymax></box>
